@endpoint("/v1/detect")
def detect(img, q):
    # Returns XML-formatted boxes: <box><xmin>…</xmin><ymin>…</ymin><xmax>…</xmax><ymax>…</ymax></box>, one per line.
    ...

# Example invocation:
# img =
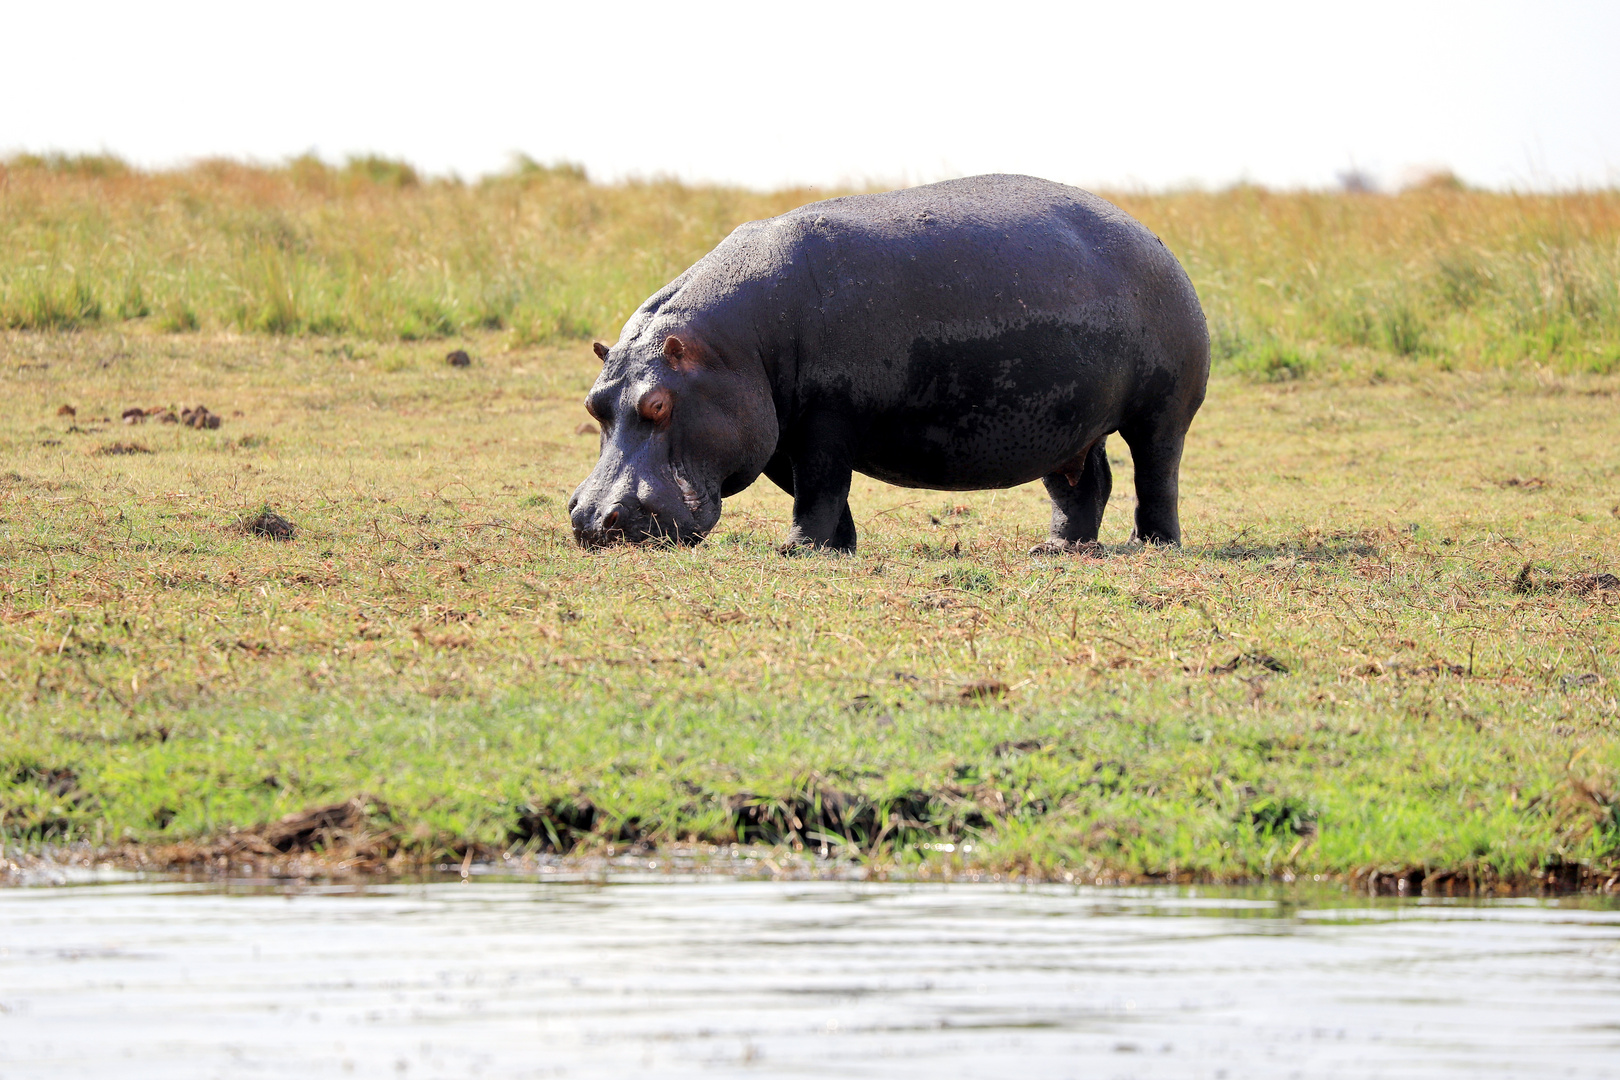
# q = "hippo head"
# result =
<box><xmin>569</xmin><ymin>331</ymin><xmax>778</xmax><ymax>548</ymax></box>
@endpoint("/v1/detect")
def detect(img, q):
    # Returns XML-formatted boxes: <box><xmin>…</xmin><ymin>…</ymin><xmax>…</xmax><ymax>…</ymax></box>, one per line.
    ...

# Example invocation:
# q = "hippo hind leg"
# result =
<box><xmin>1119</xmin><ymin>423</ymin><xmax>1186</xmax><ymax>545</ymax></box>
<box><xmin>1032</xmin><ymin>436</ymin><xmax>1112</xmax><ymax>555</ymax></box>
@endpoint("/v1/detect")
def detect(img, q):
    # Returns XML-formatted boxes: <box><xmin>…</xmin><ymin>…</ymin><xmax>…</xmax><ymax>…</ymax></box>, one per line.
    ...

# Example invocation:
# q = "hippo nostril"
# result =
<box><xmin>602</xmin><ymin>510</ymin><xmax>619</xmax><ymax>530</ymax></box>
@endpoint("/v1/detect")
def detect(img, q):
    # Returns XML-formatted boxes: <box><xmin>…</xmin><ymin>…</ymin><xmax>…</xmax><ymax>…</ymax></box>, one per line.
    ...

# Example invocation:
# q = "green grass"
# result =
<box><xmin>2</xmin><ymin>330</ymin><xmax>1616</xmax><ymax>888</ymax></box>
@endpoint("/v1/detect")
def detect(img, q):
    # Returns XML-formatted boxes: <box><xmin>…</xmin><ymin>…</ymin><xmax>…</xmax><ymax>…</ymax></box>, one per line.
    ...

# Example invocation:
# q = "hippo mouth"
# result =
<box><xmin>672</xmin><ymin>468</ymin><xmax>705</xmax><ymax>518</ymax></box>
<box><xmin>573</xmin><ymin>512</ymin><xmax>712</xmax><ymax>549</ymax></box>
<box><xmin>570</xmin><ymin>468</ymin><xmax>720</xmax><ymax>549</ymax></box>
<box><xmin>576</xmin><ymin>522</ymin><xmax>707</xmax><ymax>549</ymax></box>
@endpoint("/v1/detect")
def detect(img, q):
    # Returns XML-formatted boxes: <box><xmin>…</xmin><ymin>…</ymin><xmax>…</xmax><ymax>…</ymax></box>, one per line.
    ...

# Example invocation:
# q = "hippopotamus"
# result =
<box><xmin>569</xmin><ymin>173</ymin><xmax>1208</xmax><ymax>554</ymax></box>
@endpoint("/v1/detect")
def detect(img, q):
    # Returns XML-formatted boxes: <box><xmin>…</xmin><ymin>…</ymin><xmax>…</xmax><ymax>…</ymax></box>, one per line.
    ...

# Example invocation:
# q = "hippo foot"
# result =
<box><xmin>778</xmin><ymin>538</ymin><xmax>854</xmax><ymax>556</ymax></box>
<box><xmin>1029</xmin><ymin>538</ymin><xmax>1106</xmax><ymax>557</ymax></box>
<box><xmin>1126</xmin><ymin>530</ymin><xmax>1181</xmax><ymax>547</ymax></box>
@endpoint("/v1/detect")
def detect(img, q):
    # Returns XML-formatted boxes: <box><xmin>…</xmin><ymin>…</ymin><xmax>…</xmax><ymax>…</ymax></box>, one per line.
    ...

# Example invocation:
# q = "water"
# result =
<box><xmin>2</xmin><ymin>877</ymin><xmax>1618</xmax><ymax>1079</ymax></box>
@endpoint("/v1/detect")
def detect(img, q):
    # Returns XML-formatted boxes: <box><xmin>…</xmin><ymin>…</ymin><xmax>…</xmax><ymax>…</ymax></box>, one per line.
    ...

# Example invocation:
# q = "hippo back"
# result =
<box><xmin>628</xmin><ymin>174</ymin><xmax>1208</xmax><ymax>491</ymax></box>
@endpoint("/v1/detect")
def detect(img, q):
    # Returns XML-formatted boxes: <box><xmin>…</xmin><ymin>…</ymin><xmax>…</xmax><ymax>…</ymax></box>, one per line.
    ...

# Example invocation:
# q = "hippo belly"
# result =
<box><xmin>849</xmin><ymin>318</ymin><xmax>1136</xmax><ymax>491</ymax></box>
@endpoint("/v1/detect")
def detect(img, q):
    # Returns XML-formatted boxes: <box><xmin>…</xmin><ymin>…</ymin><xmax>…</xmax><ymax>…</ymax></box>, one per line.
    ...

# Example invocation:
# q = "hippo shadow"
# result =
<box><xmin>1192</xmin><ymin>538</ymin><xmax>1384</xmax><ymax>563</ymax></box>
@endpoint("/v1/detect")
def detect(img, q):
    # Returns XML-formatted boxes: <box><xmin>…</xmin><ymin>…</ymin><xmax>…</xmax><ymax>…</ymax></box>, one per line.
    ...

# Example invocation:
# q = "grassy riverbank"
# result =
<box><xmin>2</xmin><ymin>330</ymin><xmax>1617</xmax><ymax>889</ymax></box>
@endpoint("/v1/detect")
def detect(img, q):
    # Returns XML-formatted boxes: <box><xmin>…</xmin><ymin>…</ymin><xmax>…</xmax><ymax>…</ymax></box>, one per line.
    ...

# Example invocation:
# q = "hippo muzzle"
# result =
<box><xmin>568</xmin><ymin>444</ymin><xmax>716</xmax><ymax>548</ymax></box>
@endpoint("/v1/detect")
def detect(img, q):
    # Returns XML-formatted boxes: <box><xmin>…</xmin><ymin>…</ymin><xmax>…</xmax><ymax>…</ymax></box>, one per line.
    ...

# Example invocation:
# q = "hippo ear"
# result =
<box><xmin>663</xmin><ymin>334</ymin><xmax>700</xmax><ymax>371</ymax></box>
<box><xmin>592</xmin><ymin>342</ymin><xmax>609</xmax><ymax>362</ymax></box>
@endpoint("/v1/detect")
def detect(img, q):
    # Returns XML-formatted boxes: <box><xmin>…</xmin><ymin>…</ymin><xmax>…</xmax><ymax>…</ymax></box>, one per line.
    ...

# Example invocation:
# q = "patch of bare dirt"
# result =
<box><xmin>97</xmin><ymin>796</ymin><xmax>466</xmax><ymax>877</ymax></box>
<box><xmin>1353</xmin><ymin>859</ymin><xmax>1616</xmax><ymax>897</ymax></box>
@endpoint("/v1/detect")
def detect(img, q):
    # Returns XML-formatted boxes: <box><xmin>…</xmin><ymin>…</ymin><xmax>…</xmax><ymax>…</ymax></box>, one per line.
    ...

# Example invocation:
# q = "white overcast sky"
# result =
<box><xmin>4</xmin><ymin>0</ymin><xmax>1615</xmax><ymax>191</ymax></box>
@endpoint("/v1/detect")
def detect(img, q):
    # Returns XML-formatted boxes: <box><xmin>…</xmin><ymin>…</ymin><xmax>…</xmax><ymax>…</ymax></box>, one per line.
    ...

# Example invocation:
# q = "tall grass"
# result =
<box><xmin>1113</xmin><ymin>181</ymin><xmax>1620</xmax><ymax>375</ymax></box>
<box><xmin>3</xmin><ymin>154</ymin><xmax>1617</xmax><ymax>371</ymax></box>
<box><xmin>0</xmin><ymin>154</ymin><xmax>823</xmax><ymax>346</ymax></box>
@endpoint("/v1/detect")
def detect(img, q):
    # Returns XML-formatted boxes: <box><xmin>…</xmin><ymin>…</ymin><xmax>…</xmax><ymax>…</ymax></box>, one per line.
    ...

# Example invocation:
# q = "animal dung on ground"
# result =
<box><xmin>1514</xmin><ymin>564</ymin><xmax>1619</xmax><ymax>596</ymax></box>
<box><xmin>94</xmin><ymin>441</ymin><xmax>153</xmax><ymax>456</ymax></box>
<box><xmin>243</xmin><ymin>508</ymin><xmax>296</xmax><ymax>541</ymax></box>
<box><xmin>960</xmin><ymin>679</ymin><xmax>1009</xmax><ymax>701</ymax></box>
<box><xmin>574</xmin><ymin>422</ymin><xmax>599</xmax><ymax>436</ymax></box>
<box><xmin>1210</xmin><ymin>652</ymin><xmax>1290</xmax><ymax>675</ymax></box>
<box><xmin>992</xmin><ymin>737</ymin><xmax>1044</xmax><ymax>756</ymax></box>
<box><xmin>1576</xmin><ymin>571</ymin><xmax>1619</xmax><ymax>588</ymax></box>
<box><xmin>1569</xmin><ymin>572</ymin><xmax>1620</xmax><ymax>595</ymax></box>
<box><xmin>56</xmin><ymin>404</ymin><xmax>76</xmax><ymax>417</ymax></box>
<box><xmin>446</xmin><ymin>349</ymin><xmax>472</xmax><ymax>367</ymax></box>
<box><xmin>122</xmin><ymin>406</ymin><xmax>175</xmax><ymax>424</ymax></box>
<box><xmin>181</xmin><ymin>405</ymin><xmax>221</xmax><ymax>429</ymax></box>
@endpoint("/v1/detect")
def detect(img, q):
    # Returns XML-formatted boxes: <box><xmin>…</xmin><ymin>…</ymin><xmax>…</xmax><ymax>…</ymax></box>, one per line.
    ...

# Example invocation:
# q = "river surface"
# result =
<box><xmin>1</xmin><ymin>876</ymin><xmax>1618</xmax><ymax>1079</ymax></box>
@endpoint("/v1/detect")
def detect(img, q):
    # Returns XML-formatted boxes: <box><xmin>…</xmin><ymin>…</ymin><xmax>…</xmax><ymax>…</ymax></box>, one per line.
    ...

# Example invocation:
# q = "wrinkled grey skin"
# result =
<box><xmin>569</xmin><ymin>174</ymin><xmax>1209</xmax><ymax>553</ymax></box>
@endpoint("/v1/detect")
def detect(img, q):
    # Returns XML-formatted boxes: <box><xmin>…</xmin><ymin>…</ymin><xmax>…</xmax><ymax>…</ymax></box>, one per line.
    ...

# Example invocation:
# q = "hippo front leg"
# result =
<box><xmin>778</xmin><ymin>422</ymin><xmax>857</xmax><ymax>554</ymax></box>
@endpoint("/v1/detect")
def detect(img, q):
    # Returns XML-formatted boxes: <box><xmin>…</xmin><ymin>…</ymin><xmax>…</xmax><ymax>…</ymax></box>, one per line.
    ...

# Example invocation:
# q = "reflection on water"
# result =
<box><xmin>2</xmin><ymin>878</ymin><xmax>1618</xmax><ymax>1078</ymax></box>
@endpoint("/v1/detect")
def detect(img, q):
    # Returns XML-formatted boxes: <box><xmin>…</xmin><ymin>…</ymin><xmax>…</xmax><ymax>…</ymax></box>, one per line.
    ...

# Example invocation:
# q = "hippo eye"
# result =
<box><xmin>638</xmin><ymin>388</ymin><xmax>673</xmax><ymax>426</ymax></box>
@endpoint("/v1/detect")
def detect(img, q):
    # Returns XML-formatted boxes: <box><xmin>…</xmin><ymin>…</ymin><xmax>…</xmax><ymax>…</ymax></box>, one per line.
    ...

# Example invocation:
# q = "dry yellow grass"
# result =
<box><xmin>0</xmin><ymin>156</ymin><xmax>824</xmax><ymax>342</ymax></box>
<box><xmin>1111</xmin><ymin>182</ymin><xmax>1620</xmax><ymax>373</ymax></box>
<box><xmin>2</xmin><ymin>156</ymin><xmax>1617</xmax><ymax>374</ymax></box>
